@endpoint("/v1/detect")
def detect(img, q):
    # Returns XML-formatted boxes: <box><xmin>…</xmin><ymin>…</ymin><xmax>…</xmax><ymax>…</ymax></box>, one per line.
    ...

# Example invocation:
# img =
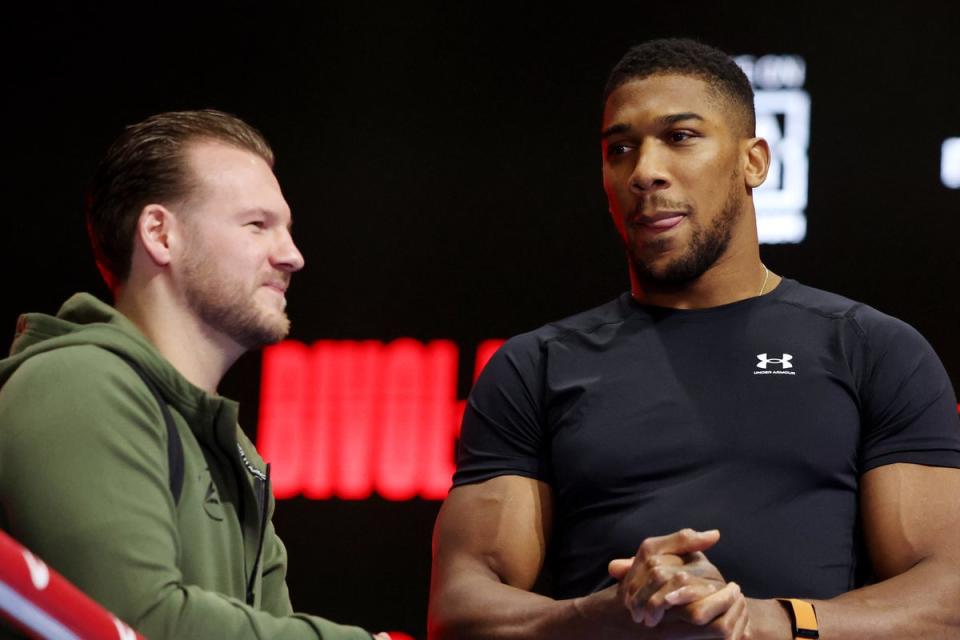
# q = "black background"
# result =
<box><xmin>3</xmin><ymin>3</ymin><xmax>959</xmax><ymax>637</ymax></box>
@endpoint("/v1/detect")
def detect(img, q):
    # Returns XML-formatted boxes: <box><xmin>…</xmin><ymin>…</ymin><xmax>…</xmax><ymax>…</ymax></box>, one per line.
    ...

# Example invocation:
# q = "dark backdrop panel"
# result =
<box><xmin>3</xmin><ymin>3</ymin><xmax>959</xmax><ymax>637</ymax></box>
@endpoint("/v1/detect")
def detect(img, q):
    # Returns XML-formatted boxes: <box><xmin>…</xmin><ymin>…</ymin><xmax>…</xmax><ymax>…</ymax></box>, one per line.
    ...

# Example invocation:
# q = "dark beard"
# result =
<box><xmin>627</xmin><ymin>180</ymin><xmax>741</xmax><ymax>287</ymax></box>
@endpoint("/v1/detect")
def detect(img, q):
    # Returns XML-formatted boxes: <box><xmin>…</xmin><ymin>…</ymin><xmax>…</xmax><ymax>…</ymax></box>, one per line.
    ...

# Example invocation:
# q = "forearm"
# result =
<box><xmin>135</xmin><ymin>585</ymin><xmax>372</xmax><ymax>640</ymax></box>
<box><xmin>747</xmin><ymin>555</ymin><xmax>960</xmax><ymax>640</ymax></box>
<box><xmin>429</xmin><ymin>573</ymin><xmax>641</xmax><ymax>640</ymax></box>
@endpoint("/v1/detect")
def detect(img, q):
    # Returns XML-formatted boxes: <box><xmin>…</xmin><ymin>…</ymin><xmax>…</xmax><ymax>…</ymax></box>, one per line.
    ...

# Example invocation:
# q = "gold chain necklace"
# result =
<box><xmin>758</xmin><ymin>264</ymin><xmax>770</xmax><ymax>296</ymax></box>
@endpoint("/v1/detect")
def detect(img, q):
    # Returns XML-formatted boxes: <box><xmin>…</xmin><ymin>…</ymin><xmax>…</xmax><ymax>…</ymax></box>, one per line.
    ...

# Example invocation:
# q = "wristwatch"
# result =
<box><xmin>776</xmin><ymin>598</ymin><xmax>819</xmax><ymax>639</ymax></box>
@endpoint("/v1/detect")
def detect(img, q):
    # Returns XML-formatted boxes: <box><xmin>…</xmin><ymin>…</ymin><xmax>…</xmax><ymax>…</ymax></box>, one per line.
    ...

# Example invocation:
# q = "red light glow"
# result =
<box><xmin>258</xmin><ymin>339</ymin><xmax>503</xmax><ymax>501</ymax></box>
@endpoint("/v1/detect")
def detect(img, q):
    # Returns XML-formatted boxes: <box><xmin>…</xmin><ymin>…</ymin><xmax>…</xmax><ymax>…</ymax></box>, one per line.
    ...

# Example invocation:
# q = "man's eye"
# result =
<box><xmin>247</xmin><ymin>220</ymin><xmax>266</xmax><ymax>229</ymax></box>
<box><xmin>669</xmin><ymin>131</ymin><xmax>695</xmax><ymax>143</ymax></box>
<box><xmin>606</xmin><ymin>143</ymin><xmax>632</xmax><ymax>157</ymax></box>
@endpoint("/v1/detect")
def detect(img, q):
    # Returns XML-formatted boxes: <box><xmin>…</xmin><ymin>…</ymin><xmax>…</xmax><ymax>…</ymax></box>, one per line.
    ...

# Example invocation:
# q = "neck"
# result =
<box><xmin>629</xmin><ymin>246</ymin><xmax>780</xmax><ymax>309</ymax></box>
<box><xmin>114</xmin><ymin>279</ymin><xmax>243</xmax><ymax>394</ymax></box>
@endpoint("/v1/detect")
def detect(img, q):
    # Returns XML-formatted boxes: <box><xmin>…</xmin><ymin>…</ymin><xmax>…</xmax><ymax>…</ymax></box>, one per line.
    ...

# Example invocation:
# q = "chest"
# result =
<box><xmin>543</xmin><ymin>320</ymin><xmax>862</xmax><ymax>499</ymax></box>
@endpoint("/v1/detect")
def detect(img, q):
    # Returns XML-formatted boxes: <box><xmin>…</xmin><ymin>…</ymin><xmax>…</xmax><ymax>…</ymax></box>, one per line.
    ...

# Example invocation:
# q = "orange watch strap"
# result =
<box><xmin>777</xmin><ymin>598</ymin><xmax>819</xmax><ymax>639</ymax></box>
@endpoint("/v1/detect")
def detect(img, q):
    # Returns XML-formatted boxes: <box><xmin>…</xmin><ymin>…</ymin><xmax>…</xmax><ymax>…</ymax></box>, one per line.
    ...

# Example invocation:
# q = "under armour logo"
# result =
<box><xmin>756</xmin><ymin>353</ymin><xmax>793</xmax><ymax>369</ymax></box>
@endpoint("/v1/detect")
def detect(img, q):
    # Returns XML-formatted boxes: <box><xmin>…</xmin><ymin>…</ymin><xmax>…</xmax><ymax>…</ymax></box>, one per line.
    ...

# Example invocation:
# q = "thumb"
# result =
<box><xmin>608</xmin><ymin>558</ymin><xmax>633</xmax><ymax>579</ymax></box>
<box><xmin>643</xmin><ymin>528</ymin><xmax>721</xmax><ymax>558</ymax></box>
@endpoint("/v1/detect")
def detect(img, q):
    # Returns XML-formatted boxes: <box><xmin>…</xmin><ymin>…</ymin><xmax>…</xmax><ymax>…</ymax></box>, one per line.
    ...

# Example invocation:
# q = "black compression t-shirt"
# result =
<box><xmin>453</xmin><ymin>279</ymin><xmax>960</xmax><ymax>600</ymax></box>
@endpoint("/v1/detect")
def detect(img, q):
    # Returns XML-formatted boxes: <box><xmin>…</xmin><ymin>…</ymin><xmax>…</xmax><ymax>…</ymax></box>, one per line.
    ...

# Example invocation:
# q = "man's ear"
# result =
<box><xmin>137</xmin><ymin>204</ymin><xmax>177</xmax><ymax>267</ymax></box>
<box><xmin>742</xmin><ymin>137</ymin><xmax>771</xmax><ymax>189</ymax></box>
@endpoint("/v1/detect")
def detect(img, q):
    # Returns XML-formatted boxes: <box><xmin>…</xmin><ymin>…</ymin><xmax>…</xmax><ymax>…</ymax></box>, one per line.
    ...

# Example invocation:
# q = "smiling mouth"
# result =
<box><xmin>263</xmin><ymin>282</ymin><xmax>289</xmax><ymax>295</ymax></box>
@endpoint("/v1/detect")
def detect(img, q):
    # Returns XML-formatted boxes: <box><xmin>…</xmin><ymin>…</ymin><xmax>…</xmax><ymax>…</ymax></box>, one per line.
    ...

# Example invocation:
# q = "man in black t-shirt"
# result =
<box><xmin>428</xmin><ymin>39</ymin><xmax>960</xmax><ymax>640</ymax></box>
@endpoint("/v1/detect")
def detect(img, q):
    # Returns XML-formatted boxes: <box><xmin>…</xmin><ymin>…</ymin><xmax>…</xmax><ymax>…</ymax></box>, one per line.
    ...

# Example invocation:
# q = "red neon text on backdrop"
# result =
<box><xmin>257</xmin><ymin>339</ymin><xmax>504</xmax><ymax>500</ymax></box>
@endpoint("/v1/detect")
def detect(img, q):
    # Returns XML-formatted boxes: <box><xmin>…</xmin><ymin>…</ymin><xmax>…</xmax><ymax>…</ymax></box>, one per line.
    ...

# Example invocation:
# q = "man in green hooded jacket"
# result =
<box><xmin>0</xmin><ymin>110</ymin><xmax>386</xmax><ymax>639</ymax></box>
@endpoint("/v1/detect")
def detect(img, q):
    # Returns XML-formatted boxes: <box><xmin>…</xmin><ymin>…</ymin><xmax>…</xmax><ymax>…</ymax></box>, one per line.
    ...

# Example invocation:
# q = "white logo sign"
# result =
<box><xmin>22</xmin><ymin>551</ymin><xmax>50</xmax><ymax>590</ymax></box>
<box><xmin>736</xmin><ymin>55</ymin><xmax>810</xmax><ymax>245</ymax></box>
<box><xmin>755</xmin><ymin>353</ymin><xmax>796</xmax><ymax>376</ymax></box>
<box><xmin>757</xmin><ymin>353</ymin><xmax>793</xmax><ymax>369</ymax></box>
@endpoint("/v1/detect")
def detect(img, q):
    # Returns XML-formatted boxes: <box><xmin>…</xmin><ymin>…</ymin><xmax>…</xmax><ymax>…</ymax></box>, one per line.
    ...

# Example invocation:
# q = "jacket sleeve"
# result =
<box><xmin>0</xmin><ymin>346</ymin><xmax>372</xmax><ymax>640</ymax></box>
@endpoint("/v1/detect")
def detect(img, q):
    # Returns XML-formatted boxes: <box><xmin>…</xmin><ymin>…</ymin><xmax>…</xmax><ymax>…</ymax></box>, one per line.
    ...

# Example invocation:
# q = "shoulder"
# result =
<box><xmin>0</xmin><ymin>345</ymin><xmax>162</xmax><ymax>441</ymax></box>
<box><xmin>494</xmin><ymin>295</ymin><xmax>630</xmax><ymax>362</ymax></box>
<box><xmin>774</xmin><ymin>279</ymin><xmax>871</xmax><ymax>320</ymax></box>
<box><xmin>777</xmin><ymin>282</ymin><xmax>949</xmax><ymax>406</ymax></box>
<box><xmin>4</xmin><ymin>344</ymin><xmax>150</xmax><ymax>395</ymax></box>
<box><xmin>775</xmin><ymin>280</ymin><xmax>924</xmax><ymax>344</ymax></box>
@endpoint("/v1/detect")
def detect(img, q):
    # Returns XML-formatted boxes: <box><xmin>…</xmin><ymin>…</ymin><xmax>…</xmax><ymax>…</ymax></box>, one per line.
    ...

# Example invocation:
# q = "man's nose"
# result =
<box><xmin>629</xmin><ymin>143</ymin><xmax>671</xmax><ymax>193</ymax></box>
<box><xmin>273</xmin><ymin>230</ymin><xmax>305</xmax><ymax>272</ymax></box>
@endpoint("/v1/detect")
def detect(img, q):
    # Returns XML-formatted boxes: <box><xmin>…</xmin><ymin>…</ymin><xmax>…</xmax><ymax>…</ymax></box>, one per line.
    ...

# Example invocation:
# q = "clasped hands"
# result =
<box><xmin>607</xmin><ymin>528</ymin><xmax>750</xmax><ymax>638</ymax></box>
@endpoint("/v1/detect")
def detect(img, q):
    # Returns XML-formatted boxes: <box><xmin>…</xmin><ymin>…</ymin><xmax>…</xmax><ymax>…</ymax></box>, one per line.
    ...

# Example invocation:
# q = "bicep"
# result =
<box><xmin>861</xmin><ymin>462</ymin><xmax>960</xmax><ymax>579</ymax></box>
<box><xmin>433</xmin><ymin>475</ymin><xmax>553</xmax><ymax>591</ymax></box>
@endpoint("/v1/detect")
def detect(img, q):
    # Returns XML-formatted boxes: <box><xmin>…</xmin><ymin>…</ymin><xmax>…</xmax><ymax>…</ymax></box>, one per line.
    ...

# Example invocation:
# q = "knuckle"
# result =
<box><xmin>679</xmin><ymin>528</ymin><xmax>696</xmax><ymax>543</ymax></box>
<box><xmin>639</xmin><ymin>539</ymin><xmax>657</xmax><ymax>557</ymax></box>
<box><xmin>650</xmin><ymin>566</ymin><xmax>670</xmax><ymax>583</ymax></box>
<box><xmin>688</xmin><ymin>604</ymin><xmax>710</xmax><ymax>626</ymax></box>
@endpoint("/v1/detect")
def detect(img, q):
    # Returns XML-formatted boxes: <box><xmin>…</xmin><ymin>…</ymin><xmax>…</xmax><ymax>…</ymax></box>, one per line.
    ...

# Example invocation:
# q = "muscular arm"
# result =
<box><xmin>747</xmin><ymin>463</ymin><xmax>960</xmax><ymax>639</ymax></box>
<box><xmin>428</xmin><ymin>475</ymin><xmax>632</xmax><ymax>639</ymax></box>
<box><xmin>429</xmin><ymin>476</ymin><xmax>745</xmax><ymax>640</ymax></box>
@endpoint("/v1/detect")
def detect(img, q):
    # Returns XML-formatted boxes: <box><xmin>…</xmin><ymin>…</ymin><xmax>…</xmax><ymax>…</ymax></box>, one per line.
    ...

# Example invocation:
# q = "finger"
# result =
<box><xmin>608</xmin><ymin>557</ymin><xmax>633</xmax><ymax>579</ymax></box>
<box><xmin>681</xmin><ymin>581</ymin><xmax>742</xmax><ymax>626</ymax></box>
<box><xmin>677</xmin><ymin>551</ymin><xmax>726</xmax><ymax>582</ymax></box>
<box><xmin>728</xmin><ymin>599</ymin><xmax>749</xmax><ymax>640</ymax></box>
<box><xmin>636</xmin><ymin>528</ymin><xmax>720</xmax><ymax>561</ymax></box>
<box><xmin>663</xmin><ymin>581</ymin><xmax>721</xmax><ymax>607</ymax></box>
<box><xmin>643</xmin><ymin>570</ymin><xmax>695</xmax><ymax>627</ymax></box>
<box><xmin>621</xmin><ymin>555</ymin><xmax>685</xmax><ymax>622</ymax></box>
<box><xmin>708</xmin><ymin>590</ymin><xmax>747</xmax><ymax>639</ymax></box>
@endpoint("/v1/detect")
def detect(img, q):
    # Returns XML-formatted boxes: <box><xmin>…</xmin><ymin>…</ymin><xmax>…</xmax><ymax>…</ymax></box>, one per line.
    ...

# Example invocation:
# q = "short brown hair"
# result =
<box><xmin>85</xmin><ymin>109</ymin><xmax>274</xmax><ymax>291</ymax></box>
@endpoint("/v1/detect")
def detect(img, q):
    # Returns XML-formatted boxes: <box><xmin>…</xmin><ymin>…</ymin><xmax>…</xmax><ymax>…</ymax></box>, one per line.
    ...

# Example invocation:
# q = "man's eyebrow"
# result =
<box><xmin>600</xmin><ymin>123</ymin><xmax>631</xmax><ymax>139</ymax></box>
<box><xmin>658</xmin><ymin>112</ymin><xmax>705</xmax><ymax>126</ymax></box>
<box><xmin>237</xmin><ymin>207</ymin><xmax>294</xmax><ymax>228</ymax></box>
<box><xmin>601</xmin><ymin>112</ymin><xmax>706</xmax><ymax>139</ymax></box>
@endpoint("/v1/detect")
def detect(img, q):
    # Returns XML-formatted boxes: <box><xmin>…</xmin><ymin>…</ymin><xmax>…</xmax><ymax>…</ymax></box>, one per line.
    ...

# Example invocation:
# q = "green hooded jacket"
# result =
<box><xmin>0</xmin><ymin>294</ymin><xmax>373</xmax><ymax>639</ymax></box>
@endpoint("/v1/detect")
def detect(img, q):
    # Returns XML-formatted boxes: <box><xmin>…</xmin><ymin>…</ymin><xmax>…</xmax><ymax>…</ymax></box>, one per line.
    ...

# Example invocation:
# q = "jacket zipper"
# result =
<box><xmin>245</xmin><ymin>463</ymin><xmax>271</xmax><ymax>605</ymax></box>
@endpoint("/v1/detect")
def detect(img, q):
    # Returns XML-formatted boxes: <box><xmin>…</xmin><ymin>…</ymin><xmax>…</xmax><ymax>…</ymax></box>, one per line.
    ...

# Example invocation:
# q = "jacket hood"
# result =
<box><xmin>1</xmin><ymin>293</ymin><xmax>233</xmax><ymax>427</ymax></box>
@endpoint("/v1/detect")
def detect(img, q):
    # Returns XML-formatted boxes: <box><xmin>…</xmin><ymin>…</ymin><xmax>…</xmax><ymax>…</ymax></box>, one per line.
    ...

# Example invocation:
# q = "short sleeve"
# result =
<box><xmin>856</xmin><ymin>312</ymin><xmax>960</xmax><ymax>471</ymax></box>
<box><xmin>452</xmin><ymin>332</ymin><xmax>550</xmax><ymax>487</ymax></box>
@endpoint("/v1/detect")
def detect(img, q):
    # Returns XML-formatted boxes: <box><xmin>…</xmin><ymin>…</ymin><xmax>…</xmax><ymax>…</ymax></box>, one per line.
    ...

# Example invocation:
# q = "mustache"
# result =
<box><xmin>625</xmin><ymin>197</ymin><xmax>694</xmax><ymax>227</ymax></box>
<box><xmin>630</xmin><ymin>196</ymin><xmax>693</xmax><ymax>217</ymax></box>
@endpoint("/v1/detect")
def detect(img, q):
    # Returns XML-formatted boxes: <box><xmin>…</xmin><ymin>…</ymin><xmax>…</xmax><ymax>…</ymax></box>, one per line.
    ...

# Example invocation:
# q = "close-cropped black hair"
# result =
<box><xmin>604</xmin><ymin>38</ymin><xmax>755</xmax><ymax>136</ymax></box>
